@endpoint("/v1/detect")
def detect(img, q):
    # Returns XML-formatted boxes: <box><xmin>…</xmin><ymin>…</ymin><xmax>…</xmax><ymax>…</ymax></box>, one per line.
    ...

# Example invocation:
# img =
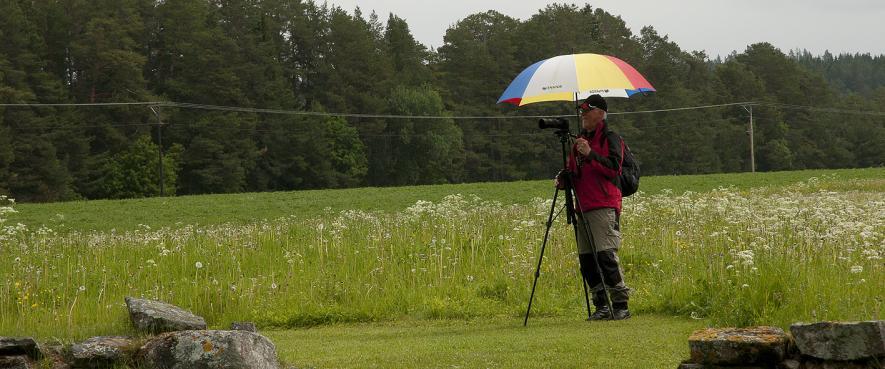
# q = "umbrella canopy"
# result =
<box><xmin>498</xmin><ymin>53</ymin><xmax>655</xmax><ymax>106</ymax></box>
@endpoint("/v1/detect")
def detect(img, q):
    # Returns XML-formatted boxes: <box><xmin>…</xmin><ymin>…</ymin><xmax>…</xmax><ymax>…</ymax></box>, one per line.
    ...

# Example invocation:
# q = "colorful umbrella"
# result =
<box><xmin>498</xmin><ymin>53</ymin><xmax>655</xmax><ymax>106</ymax></box>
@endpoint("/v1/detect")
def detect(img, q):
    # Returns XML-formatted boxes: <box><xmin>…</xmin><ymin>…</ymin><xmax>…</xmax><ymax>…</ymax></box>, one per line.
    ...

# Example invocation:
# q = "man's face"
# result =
<box><xmin>580</xmin><ymin>104</ymin><xmax>605</xmax><ymax>129</ymax></box>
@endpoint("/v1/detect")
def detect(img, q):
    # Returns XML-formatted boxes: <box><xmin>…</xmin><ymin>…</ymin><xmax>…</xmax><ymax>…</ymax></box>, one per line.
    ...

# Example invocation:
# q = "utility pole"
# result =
<box><xmin>150</xmin><ymin>105</ymin><xmax>165</xmax><ymax>196</ymax></box>
<box><xmin>742</xmin><ymin>105</ymin><xmax>755</xmax><ymax>173</ymax></box>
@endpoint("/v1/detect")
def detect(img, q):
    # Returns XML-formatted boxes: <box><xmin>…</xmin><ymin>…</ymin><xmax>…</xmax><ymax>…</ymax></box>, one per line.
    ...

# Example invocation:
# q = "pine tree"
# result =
<box><xmin>0</xmin><ymin>0</ymin><xmax>76</xmax><ymax>201</ymax></box>
<box><xmin>151</xmin><ymin>0</ymin><xmax>257</xmax><ymax>194</ymax></box>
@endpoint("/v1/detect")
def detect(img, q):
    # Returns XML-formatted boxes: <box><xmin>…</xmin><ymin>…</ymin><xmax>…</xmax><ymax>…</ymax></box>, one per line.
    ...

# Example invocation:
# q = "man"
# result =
<box><xmin>557</xmin><ymin>94</ymin><xmax>631</xmax><ymax>320</ymax></box>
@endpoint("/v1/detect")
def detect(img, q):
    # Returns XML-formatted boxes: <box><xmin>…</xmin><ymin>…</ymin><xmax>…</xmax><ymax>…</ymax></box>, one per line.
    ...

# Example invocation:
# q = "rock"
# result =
<box><xmin>70</xmin><ymin>336</ymin><xmax>135</xmax><ymax>368</ymax></box>
<box><xmin>677</xmin><ymin>362</ymin><xmax>772</xmax><ymax>369</ymax></box>
<box><xmin>689</xmin><ymin>326</ymin><xmax>788</xmax><ymax>365</ymax></box>
<box><xmin>677</xmin><ymin>363</ymin><xmax>770</xmax><ymax>369</ymax></box>
<box><xmin>780</xmin><ymin>359</ymin><xmax>800</xmax><ymax>369</ymax></box>
<box><xmin>0</xmin><ymin>355</ymin><xmax>34</xmax><ymax>369</ymax></box>
<box><xmin>800</xmin><ymin>358</ymin><xmax>881</xmax><ymax>369</ymax></box>
<box><xmin>230</xmin><ymin>322</ymin><xmax>257</xmax><ymax>332</ymax></box>
<box><xmin>125</xmin><ymin>297</ymin><xmax>207</xmax><ymax>333</ymax></box>
<box><xmin>138</xmin><ymin>330</ymin><xmax>278</xmax><ymax>369</ymax></box>
<box><xmin>0</xmin><ymin>338</ymin><xmax>39</xmax><ymax>359</ymax></box>
<box><xmin>790</xmin><ymin>321</ymin><xmax>885</xmax><ymax>361</ymax></box>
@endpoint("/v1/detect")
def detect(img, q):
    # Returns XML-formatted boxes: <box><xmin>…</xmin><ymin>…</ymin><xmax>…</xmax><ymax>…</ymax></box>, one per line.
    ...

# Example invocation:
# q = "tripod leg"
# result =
<box><xmin>571</xmin><ymin>214</ymin><xmax>593</xmax><ymax>319</ymax></box>
<box><xmin>524</xmin><ymin>187</ymin><xmax>561</xmax><ymax>326</ymax></box>
<box><xmin>581</xmin><ymin>268</ymin><xmax>591</xmax><ymax>319</ymax></box>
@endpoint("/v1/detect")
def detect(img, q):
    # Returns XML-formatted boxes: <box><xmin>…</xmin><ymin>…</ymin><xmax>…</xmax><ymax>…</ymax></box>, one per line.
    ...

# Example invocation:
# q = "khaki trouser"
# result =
<box><xmin>575</xmin><ymin>208</ymin><xmax>629</xmax><ymax>308</ymax></box>
<box><xmin>575</xmin><ymin>208</ymin><xmax>621</xmax><ymax>253</ymax></box>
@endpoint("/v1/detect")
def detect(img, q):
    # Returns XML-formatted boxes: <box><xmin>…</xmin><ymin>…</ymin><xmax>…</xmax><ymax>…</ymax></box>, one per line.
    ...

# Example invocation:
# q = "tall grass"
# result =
<box><xmin>0</xmin><ymin>174</ymin><xmax>882</xmax><ymax>340</ymax></box>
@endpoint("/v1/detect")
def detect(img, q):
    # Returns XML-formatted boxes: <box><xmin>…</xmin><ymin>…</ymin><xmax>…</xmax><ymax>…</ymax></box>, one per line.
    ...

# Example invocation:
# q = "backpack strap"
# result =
<box><xmin>603</xmin><ymin>129</ymin><xmax>625</xmax><ymax>187</ymax></box>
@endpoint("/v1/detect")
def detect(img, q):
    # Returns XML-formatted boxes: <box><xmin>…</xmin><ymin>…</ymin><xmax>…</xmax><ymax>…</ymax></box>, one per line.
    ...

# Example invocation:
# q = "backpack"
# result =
<box><xmin>603</xmin><ymin>129</ymin><xmax>639</xmax><ymax>197</ymax></box>
<box><xmin>618</xmin><ymin>138</ymin><xmax>640</xmax><ymax>197</ymax></box>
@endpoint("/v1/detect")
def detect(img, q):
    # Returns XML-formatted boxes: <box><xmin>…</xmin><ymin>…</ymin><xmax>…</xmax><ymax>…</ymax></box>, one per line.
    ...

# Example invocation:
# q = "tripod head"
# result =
<box><xmin>538</xmin><ymin>118</ymin><xmax>575</xmax><ymax>143</ymax></box>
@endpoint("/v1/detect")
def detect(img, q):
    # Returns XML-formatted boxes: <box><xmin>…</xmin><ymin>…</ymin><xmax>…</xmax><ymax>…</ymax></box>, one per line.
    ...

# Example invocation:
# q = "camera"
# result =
<box><xmin>538</xmin><ymin>118</ymin><xmax>569</xmax><ymax>130</ymax></box>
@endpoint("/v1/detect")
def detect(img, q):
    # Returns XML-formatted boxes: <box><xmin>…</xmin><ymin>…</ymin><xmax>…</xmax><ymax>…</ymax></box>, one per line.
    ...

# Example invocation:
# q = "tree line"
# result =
<box><xmin>1</xmin><ymin>1</ymin><xmax>883</xmax><ymax>202</ymax></box>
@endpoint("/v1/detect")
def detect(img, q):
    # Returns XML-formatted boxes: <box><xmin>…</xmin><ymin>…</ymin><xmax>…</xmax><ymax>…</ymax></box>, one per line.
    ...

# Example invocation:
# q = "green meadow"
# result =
<box><xmin>8</xmin><ymin>168</ymin><xmax>882</xmax><ymax>232</ymax></box>
<box><xmin>1</xmin><ymin>168</ymin><xmax>882</xmax><ymax>368</ymax></box>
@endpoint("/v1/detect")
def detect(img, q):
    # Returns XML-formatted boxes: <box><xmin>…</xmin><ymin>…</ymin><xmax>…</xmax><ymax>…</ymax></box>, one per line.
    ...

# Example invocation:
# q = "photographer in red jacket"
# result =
<box><xmin>558</xmin><ymin>94</ymin><xmax>631</xmax><ymax>320</ymax></box>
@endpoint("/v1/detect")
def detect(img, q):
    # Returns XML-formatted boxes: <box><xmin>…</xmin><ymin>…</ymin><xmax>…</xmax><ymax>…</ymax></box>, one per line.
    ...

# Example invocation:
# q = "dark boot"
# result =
<box><xmin>611</xmin><ymin>309</ymin><xmax>631</xmax><ymax>320</ymax></box>
<box><xmin>588</xmin><ymin>305</ymin><xmax>611</xmax><ymax>321</ymax></box>
<box><xmin>611</xmin><ymin>302</ymin><xmax>631</xmax><ymax>320</ymax></box>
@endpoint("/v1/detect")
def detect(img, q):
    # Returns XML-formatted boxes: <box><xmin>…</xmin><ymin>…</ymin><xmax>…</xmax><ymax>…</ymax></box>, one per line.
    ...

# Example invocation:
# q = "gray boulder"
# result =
<box><xmin>688</xmin><ymin>326</ymin><xmax>788</xmax><ymax>365</ymax></box>
<box><xmin>125</xmin><ymin>297</ymin><xmax>207</xmax><ymax>333</ymax></box>
<box><xmin>677</xmin><ymin>363</ymin><xmax>769</xmax><ymax>369</ymax></box>
<box><xmin>790</xmin><ymin>321</ymin><xmax>885</xmax><ymax>361</ymax></box>
<box><xmin>800</xmin><ymin>358</ymin><xmax>882</xmax><ymax>369</ymax></box>
<box><xmin>138</xmin><ymin>330</ymin><xmax>278</xmax><ymax>369</ymax></box>
<box><xmin>70</xmin><ymin>336</ymin><xmax>135</xmax><ymax>368</ymax></box>
<box><xmin>0</xmin><ymin>338</ymin><xmax>39</xmax><ymax>359</ymax></box>
<box><xmin>0</xmin><ymin>356</ymin><xmax>35</xmax><ymax>369</ymax></box>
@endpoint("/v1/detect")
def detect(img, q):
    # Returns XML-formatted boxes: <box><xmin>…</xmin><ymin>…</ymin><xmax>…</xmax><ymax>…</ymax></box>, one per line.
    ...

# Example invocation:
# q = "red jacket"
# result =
<box><xmin>567</xmin><ymin>121</ymin><xmax>623</xmax><ymax>214</ymax></box>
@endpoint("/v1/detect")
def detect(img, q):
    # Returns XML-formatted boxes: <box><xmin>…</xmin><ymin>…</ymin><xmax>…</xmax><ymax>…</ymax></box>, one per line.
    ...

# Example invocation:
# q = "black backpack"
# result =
<box><xmin>618</xmin><ymin>138</ymin><xmax>640</xmax><ymax>197</ymax></box>
<box><xmin>603</xmin><ymin>129</ymin><xmax>639</xmax><ymax>197</ymax></box>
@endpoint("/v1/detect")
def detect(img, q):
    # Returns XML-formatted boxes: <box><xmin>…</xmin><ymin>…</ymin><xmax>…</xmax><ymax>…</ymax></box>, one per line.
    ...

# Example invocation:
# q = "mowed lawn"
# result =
<box><xmin>267</xmin><ymin>315</ymin><xmax>705</xmax><ymax>369</ymax></box>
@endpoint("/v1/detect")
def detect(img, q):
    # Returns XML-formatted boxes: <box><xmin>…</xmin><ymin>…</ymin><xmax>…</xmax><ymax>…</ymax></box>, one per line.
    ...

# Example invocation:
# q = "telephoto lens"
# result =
<box><xmin>538</xmin><ymin>118</ymin><xmax>569</xmax><ymax>130</ymax></box>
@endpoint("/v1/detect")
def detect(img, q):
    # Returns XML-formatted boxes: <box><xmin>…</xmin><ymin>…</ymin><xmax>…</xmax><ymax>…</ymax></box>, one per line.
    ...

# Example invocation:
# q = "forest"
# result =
<box><xmin>1</xmin><ymin>0</ymin><xmax>883</xmax><ymax>202</ymax></box>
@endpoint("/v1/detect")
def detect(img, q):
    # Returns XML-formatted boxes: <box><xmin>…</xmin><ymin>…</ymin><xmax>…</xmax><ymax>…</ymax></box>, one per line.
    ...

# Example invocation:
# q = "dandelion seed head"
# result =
<box><xmin>195</xmin><ymin>261</ymin><xmax>203</xmax><ymax>269</ymax></box>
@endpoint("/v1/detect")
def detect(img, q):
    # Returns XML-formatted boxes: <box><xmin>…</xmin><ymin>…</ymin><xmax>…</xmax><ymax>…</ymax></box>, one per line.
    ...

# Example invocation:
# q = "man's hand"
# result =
<box><xmin>554</xmin><ymin>170</ymin><xmax>568</xmax><ymax>189</ymax></box>
<box><xmin>576</xmin><ymin>138</ymin><xmax>592</xmax><ymax>157</ymax></box>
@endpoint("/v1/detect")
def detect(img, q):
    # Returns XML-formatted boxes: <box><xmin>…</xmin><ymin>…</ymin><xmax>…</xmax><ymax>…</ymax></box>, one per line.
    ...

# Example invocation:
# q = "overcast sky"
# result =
<box><xmin>324</xmin><ymin>0</ymin><xmax>885</xmax><ymax>58</ymax></box>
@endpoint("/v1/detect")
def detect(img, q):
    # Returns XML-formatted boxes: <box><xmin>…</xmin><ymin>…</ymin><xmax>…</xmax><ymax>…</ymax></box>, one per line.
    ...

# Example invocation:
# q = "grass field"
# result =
<box><xmin>266</xmin><ymin>315</ymin><xmax>705</xmax><ymax>369</ymax></box>
<box><xmin>1</xmin><ymin>168</ymin><xmax>882</xmax><ymax>367</ymax></box>
<box><xmin>7</xmin><ymin>168</ymin><xmax>882</xmax><ymax>232</ymax></box>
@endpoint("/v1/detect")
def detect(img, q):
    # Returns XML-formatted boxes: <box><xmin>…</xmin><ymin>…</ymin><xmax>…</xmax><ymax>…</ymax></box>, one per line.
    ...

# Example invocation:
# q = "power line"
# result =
<box><xmin>2</xmin><ymin>100</ymin><xmax>884</xmax><ymax>119</ymax></box>
<box><xmin>609</xmin><ymin>102</ymin><xmax>757</xmax><ymax>115</ymax></box>
<box><xmin>756</xmin><ymin>102</ymin><xmax>885</xmax><ymax>117</ymax></box>
<box><xmin>165</xmin><ymin>102</ymin><xmax>531</xmax><ymax>120</ymax></box>
<box><xmin>0</xmin><ymin>102</ymin><xmax>164</xmax><ymax>107</ymax></box>
<box><xmin>8</xmin><ymin>122</ymin><xmax>155</xmax><ymax>131</ymax></box>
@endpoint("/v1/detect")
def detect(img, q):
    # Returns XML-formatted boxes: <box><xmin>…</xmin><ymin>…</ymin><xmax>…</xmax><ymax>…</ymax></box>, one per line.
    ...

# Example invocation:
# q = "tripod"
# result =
<box><xmin>523</xmin><ymin>128</ymin><xmax>616</xmax><ymax>326</ymax></box>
